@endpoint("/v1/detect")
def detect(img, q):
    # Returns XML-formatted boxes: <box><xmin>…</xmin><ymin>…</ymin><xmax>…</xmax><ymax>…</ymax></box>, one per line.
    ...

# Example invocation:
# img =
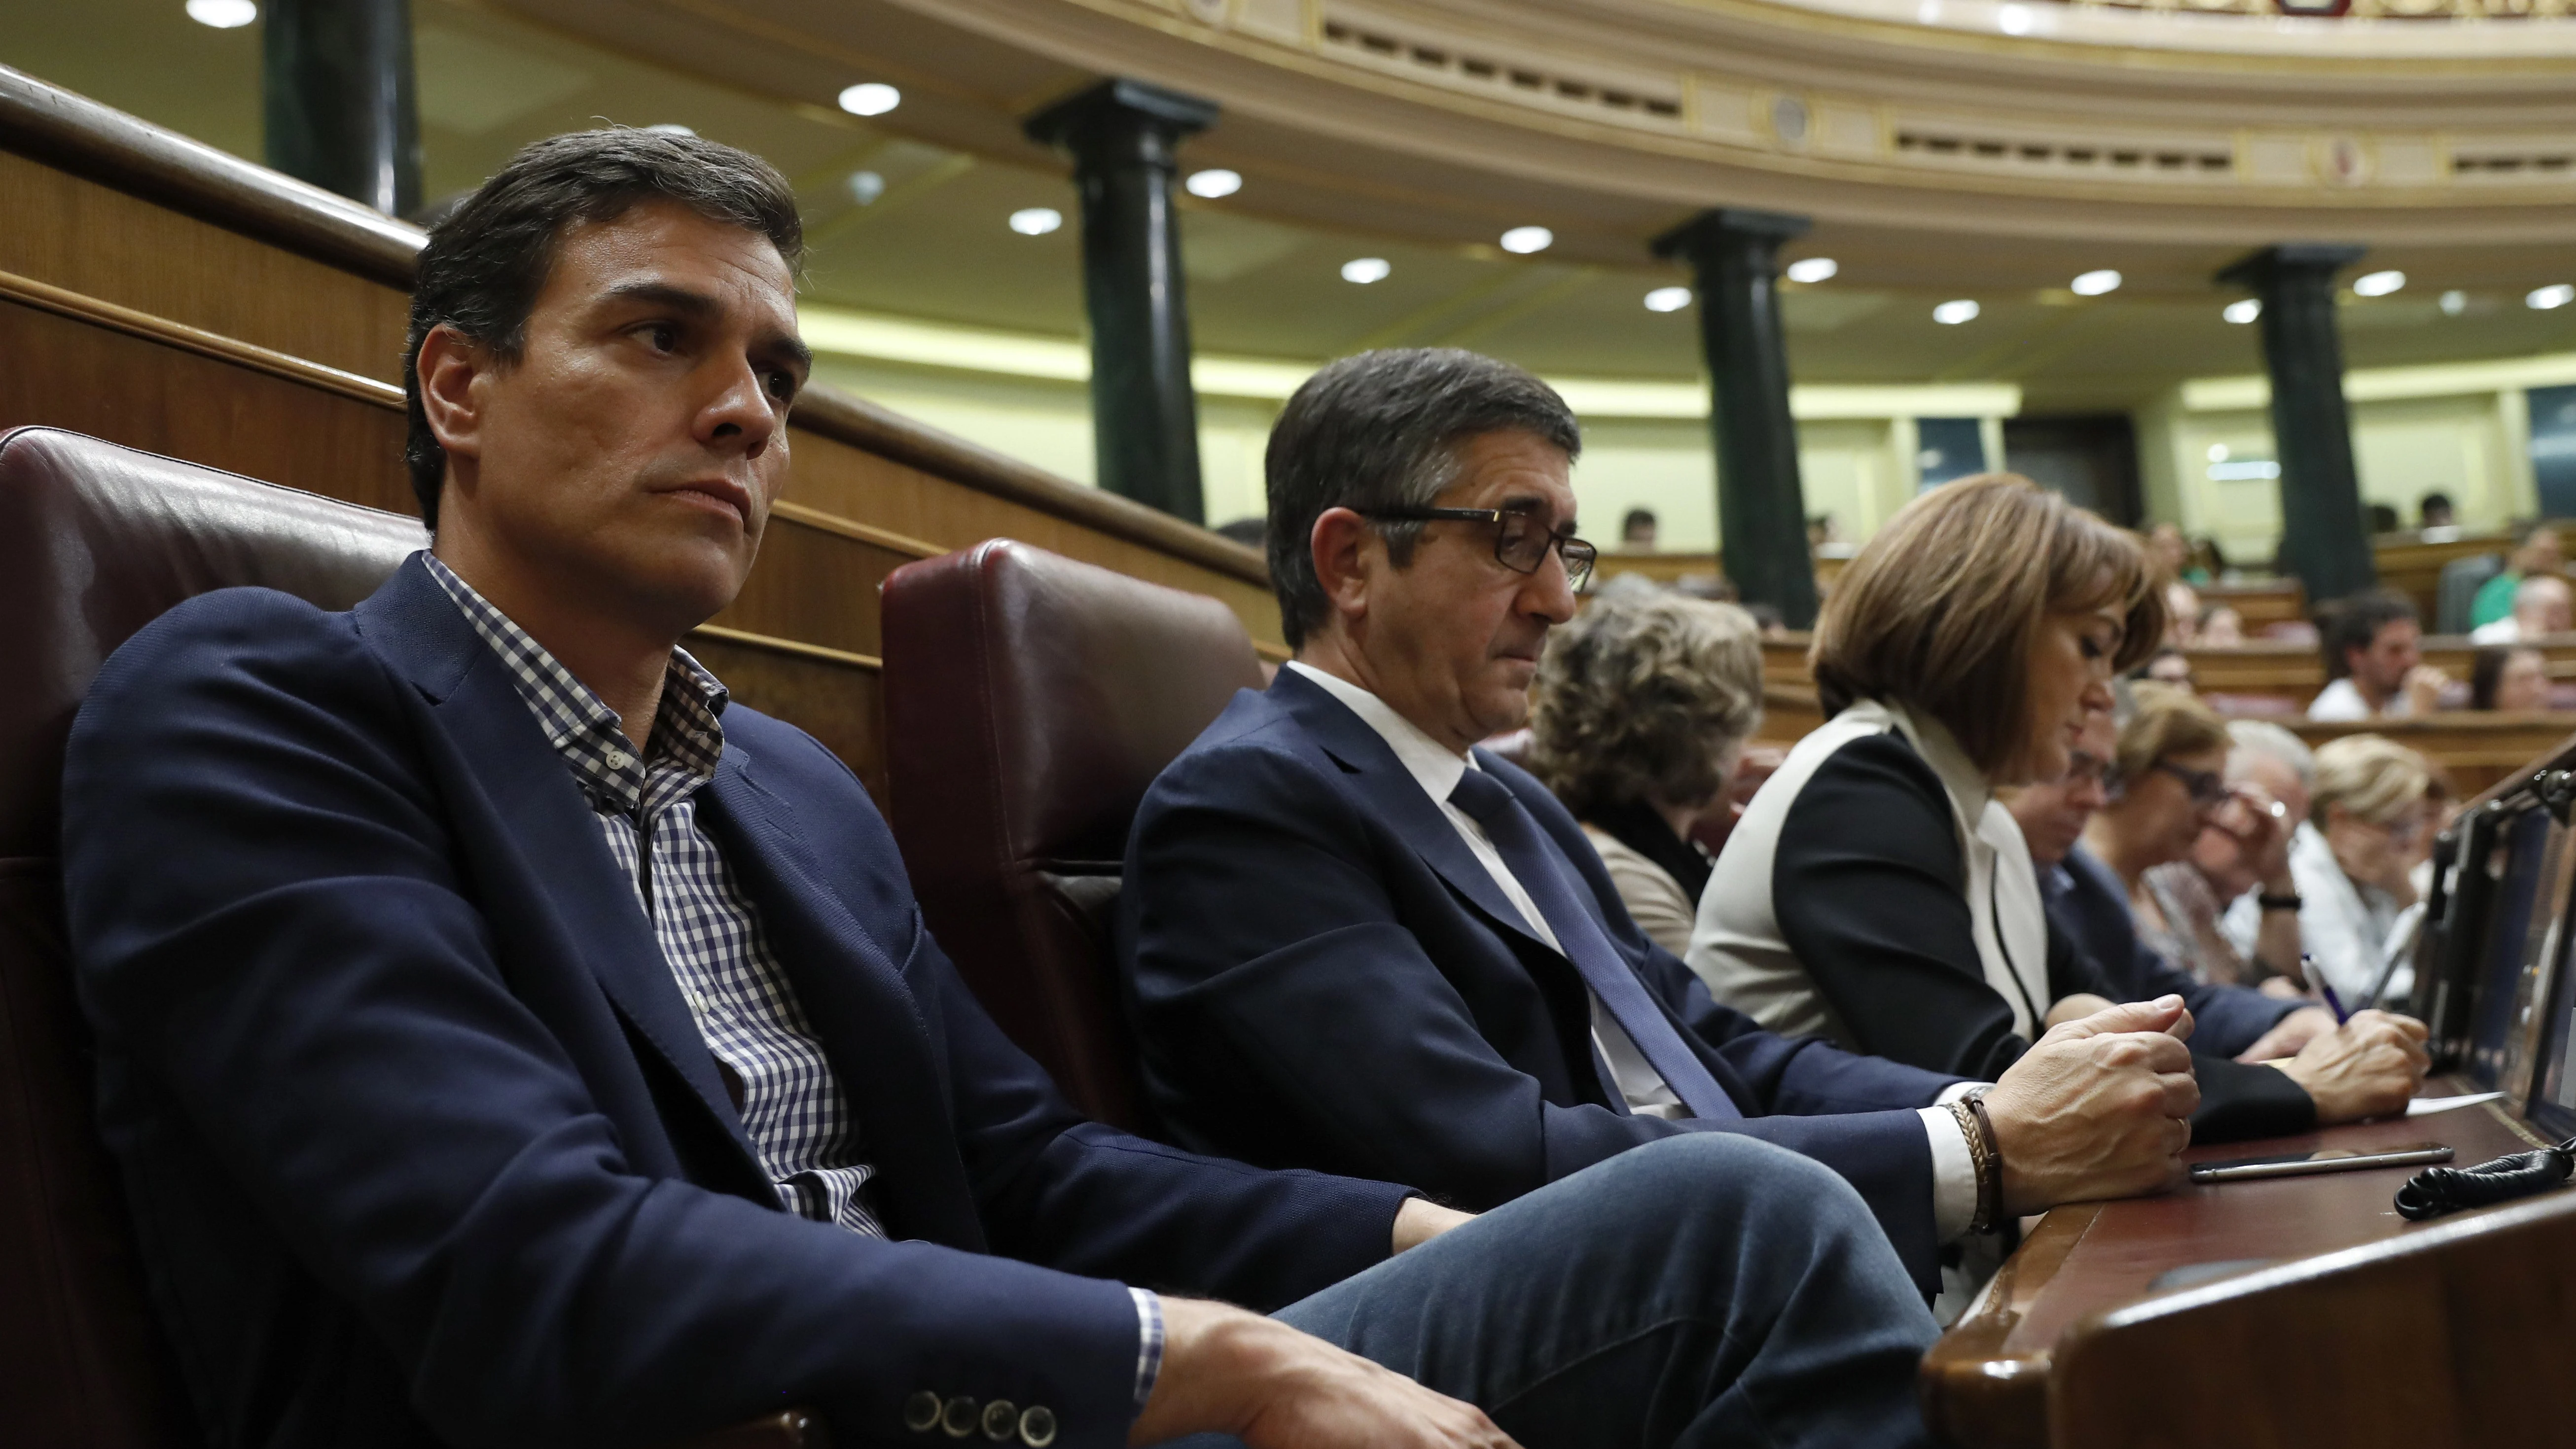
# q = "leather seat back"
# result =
<box><xmin>0</xmin><ymin>426</ymin><xmax>423</xmax><ymax>1447</ymax></box>
<box><xmin>880</xmin><ymin>540</ymin><xmax>1265</xmax><ymax>1131</ymax></box>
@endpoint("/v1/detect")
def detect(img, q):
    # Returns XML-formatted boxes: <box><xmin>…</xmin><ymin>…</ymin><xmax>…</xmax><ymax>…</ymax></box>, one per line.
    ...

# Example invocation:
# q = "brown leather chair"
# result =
<box><xmin>0</xmin><ymin>427</ymin><xmax>815</xmax><ymax>1449</ymax></box>
<box><xmin>880</xmin><ymin>540</ymin><xmax>1266</xmax><ymax>1132</ymax></box>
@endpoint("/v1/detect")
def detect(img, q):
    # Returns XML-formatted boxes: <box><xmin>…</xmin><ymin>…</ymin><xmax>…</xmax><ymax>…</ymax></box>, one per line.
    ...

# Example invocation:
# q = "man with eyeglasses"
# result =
<box><xmin>2003</xmin><ymin>711</ymin><xmax>2427</xmax><ymax>1132</ymax></box>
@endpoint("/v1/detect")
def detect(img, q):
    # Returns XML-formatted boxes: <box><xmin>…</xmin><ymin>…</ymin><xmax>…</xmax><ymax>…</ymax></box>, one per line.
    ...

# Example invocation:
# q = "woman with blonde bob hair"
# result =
<box><xmin>1529</xmin><ymin>577</ymin><xmax>1764</xmax><ymax>955</ymax></box>
<box><xmin>2294</xmin><ymin>735</ymin><xmax>2435</xmax><ymax>1005</ymax></box>
<box><xmin>1689</xmin><ymin>476</ymin><xmax>2381</xmax><ymax>1147</ymax></box>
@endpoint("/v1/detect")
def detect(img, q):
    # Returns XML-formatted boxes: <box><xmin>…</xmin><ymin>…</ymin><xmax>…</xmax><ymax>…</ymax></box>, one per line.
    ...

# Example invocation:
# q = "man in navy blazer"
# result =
<box><xmin>1119</xmin><ymin>349</ymin><xmax>2216</xmax><ymax>1301</ymax></box>
<box><xmin>62</xmin><ymin>135</ymin><xmax>1945</xmax><ymax>1449</ymax></box>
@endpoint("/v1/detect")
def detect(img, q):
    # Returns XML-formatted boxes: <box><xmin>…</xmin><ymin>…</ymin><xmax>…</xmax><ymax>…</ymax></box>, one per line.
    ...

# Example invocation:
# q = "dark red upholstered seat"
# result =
<box><xmin>880</xmin><ymin>540</ymin><xmax>1266</xmax><ymax>1132</ymax></box>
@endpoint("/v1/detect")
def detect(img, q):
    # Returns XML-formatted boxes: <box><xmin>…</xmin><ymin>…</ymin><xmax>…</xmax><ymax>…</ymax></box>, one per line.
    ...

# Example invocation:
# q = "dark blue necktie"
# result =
<box><xmin>1447</xmin><ymin>768</ymin><xmax>1739</xmax><ymax>1122</ymax></box>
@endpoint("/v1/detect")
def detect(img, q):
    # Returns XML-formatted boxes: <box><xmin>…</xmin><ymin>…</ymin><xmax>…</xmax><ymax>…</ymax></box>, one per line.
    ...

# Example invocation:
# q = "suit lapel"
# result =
<box><xmin>354</xmin><ymin>559</ymin><xmax>769</xmax><ymax>1184</ymax></box>
<box><xmin>698</xmin><ymin>750</ymin><xmax>985</xmax><ymax>1251</ymax></box>
<box><xmin>1266</xmin><ymin>671</ymin><xmax>1551</xmax><ymax>951</ymax></box>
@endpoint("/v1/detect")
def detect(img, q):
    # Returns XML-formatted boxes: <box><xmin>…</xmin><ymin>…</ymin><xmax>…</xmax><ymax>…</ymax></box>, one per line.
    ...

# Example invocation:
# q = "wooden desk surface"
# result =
<box><xmin>1921</xmin><ymin>1082</ymin><xmax>2556</xmax><ymax>1448</ymax></box>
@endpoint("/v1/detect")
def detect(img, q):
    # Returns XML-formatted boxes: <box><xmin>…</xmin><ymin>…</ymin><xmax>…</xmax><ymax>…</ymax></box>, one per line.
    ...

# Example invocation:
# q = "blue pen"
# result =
<box><xmin>2301</xmin><ymin>953</ymin><xmax>2351</xmax><ymax>1024</ymax></box>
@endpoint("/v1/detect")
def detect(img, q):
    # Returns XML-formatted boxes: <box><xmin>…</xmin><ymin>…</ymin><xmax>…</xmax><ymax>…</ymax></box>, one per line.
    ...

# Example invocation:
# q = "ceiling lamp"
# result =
<box><xmin>2071</xmin><ymin>269</ymin><xmax>2121</xmax><ymax>296</ymax></box>
<box><xmin>1499</xmin><ymin>226</ymin><xmax>1553</xmax><ymax>255</ymax></box>
<box><xmin>2439</xmin><ymin>290</ymin><xmax>2468</xmax><ymax>316</ymax></box>
<box><xmin>1644</xmin><ymin>286</ymin><xmax>1692</xmax><ymax>313</ymax></box>
<box><xmin>838</xmin><ymin>83</ymin><xmax>901</xmax><ymax>117</ymax></box>
<box><xmin>1184</xmin><ymin>169</ymin><xmax>1242</xmax><ymax>199</ymax></box>
<box><xmin>1009</xmin><ymin>208</ymin><xmax>1063</xmax><ymax>236</ymax></box>
<box><xmin>186</xmin><ymin>0</ymin><xmax>257</xmax><ymax>26</ymax></box>
<box><xmin>1341</xmin><ymin>257</ymin><xmax>1392</xmax><ymax>284</ymax></box>
<box><xmin>2223</xmin><ymin>299</ymin><xmax>2261</xmax><ymax>324</ymax></box>
<box><xmin>1998</xmin><ymin>3</ymin><xmax>2036</xmax><ymax>33</ymax></box>
<box><xmin>1784</xmin><ymin>257</ymin><xmax>1838</xmax><ymax>284</ymax></box>
<box><xmin>2352</xmin><ymin>269</ymin><xmax>2405</xmax><ymax>297</ymax></box>
<box><xmin>847</xmin><ymin>171</ymin><xmax>885</xmax><ymax>206</ymax></box>
<box><xmin>2530</xmin><ymin>284</ymin><xmax>2575</xmax><ymax>311</ymax></box>
<box><xmin>1932</xmin><ymin>299</ymin><xmax>1980</xmax><ymax>324</ymax></box>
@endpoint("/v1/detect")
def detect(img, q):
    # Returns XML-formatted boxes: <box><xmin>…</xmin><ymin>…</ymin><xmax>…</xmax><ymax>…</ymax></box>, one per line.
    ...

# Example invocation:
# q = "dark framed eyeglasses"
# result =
<box><xmin>2153</xmin><ymin>760</ymin><xmax>2232</xmax><ymax>811</ymax></box>
<box><xmin>1359</xmin><ymin>507</ymin><xmax>1597</xmax><ymax>591</ymax></box>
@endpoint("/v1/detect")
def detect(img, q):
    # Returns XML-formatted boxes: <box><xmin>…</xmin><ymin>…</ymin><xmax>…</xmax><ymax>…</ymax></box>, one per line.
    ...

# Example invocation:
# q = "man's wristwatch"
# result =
<box><xmin>2258</xmin><ymin>892</ymin><xmax>2304</xmax><ymax>912</ymax></box>
<box><xmin>1949</xmin><ymin>1087</ymin><xmax>2004</xmax><ymax>1235</ymax></box>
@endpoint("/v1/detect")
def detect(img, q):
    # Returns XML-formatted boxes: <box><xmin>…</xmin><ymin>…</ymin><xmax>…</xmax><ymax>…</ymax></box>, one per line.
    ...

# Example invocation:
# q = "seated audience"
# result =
<box><xmin>1122</xmin><ymin>351</ymin><xmax>2207</xmax><ymax>1317</ymax></box>
<box><xmin>2421</xmin><ymin>492</ymin><xmax>2456</xmax><ymax>530</ymax></box>
<box><xmin>2469</xmin><ymin>572</ymin><xmax>2572</xmax><ymax>643</ymax></box>
<box><xmin>61</xmin><ymin>134</ymin><xmax>1931</xmax><ymax>1449</ymax></box>
<box><xmin>2163</xmin><ymin>580</ymin><xmax>2202</xmax><ymax>646</ymax></box>
<box><xmin>2133</xmin><ymin>646</ymin><xmax>2194</xmax><ymax>691</ymax></box>
<box><xmin>2472</xmin><ymin>643</ymin><xmax>2551</xmax><ymax>711</ymax></box>
<box><xmin>2197</xmin><ymin>601</ymin><xmax>2246</xmax><ymax>648</ymax></box>
<box><xmin>2146</xmin><ymin>522</ymin><xmax>2201</xmax><ymax>585</ymax></box>
<box><xmin>1686</xmin><ymin>474</ymin><xmax>2418</xmax><ymax>1143</ymax></box>
<box><xmin>2270</xmin><ymin>735</ymin><xmax>2436</xmax><ymax>1005</ymax></box>
<box><xmin>2308</xmin><ymin>588</ymin><xmax>2447</xmax><ymax>721</ymax></box>
<box><xmin>2470</xmin><ymin>523</ymin><xmax>2564</xmax><ymax>629</ymax></box>
<box><xmin>2160</xmin><ymin>720</ymin><xmax>2317</xmax><ymax>990</ymax></box>
<box><xmin>1620</xmin><ymin>506</ymin><xmax>1658</xmax><ymax>550</ymax></box>
<box><xmin>2005</xmin><ymin>706</ymin><xmax>2421</xmax><ymax>1118</ymax></box>
<box><xmin>1527</xmin><ymin>577</ymin><xmax>1760</xmax><ymax>956</ymax></box>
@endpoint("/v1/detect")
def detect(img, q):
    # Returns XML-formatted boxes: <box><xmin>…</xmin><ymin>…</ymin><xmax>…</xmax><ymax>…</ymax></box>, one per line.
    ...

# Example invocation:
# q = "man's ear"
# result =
<box><xmin>1310</xmin><ymin>507</ymin><xmax>1378</xmax><ymax>630</ymax></box>
<box><xmin>415</xmin><ymin>323</ymin><xmax>489</xmax><ymax>474</ymax></box>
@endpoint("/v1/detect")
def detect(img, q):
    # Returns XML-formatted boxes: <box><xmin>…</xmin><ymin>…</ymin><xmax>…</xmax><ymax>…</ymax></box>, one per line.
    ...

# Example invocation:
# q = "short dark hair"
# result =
<box><xmin>1621</xmin><ymin>507</ymin><xmax>1657</xmax><ymax>534</ymax></box>
<box><xmin>1263</xmin><ymin>349</ymin><xmax>1581</xmax><ymax>649</ymax></box>
<box><xmin>2318</xmin><ymin>587</ymin><xmax>2419</xmax><ymax>680</ymax></box>
<box><xmin>403</xmin><ymin>129</ymin><xmax>804</xmax><ymax>528</ymax></box>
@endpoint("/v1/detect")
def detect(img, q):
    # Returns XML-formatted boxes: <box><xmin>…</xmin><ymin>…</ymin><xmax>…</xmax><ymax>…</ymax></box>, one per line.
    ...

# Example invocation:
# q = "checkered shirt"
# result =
<box><xmin>425</xmin><ymin>554</ymin><xmax>884</xmax><ymax>1236</ymax></box>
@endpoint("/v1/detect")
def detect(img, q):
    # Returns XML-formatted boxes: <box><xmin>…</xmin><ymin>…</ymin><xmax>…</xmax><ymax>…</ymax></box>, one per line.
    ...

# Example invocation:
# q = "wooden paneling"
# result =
<box><xmin>683</xmin><ymin>631</ymin><xmax>885</xmax><ymax>800</ymax></box>
<box><xmin>2375</xmin><ymin>530</ymin><xmax>2513</xmax><ymax>623</ymax></box>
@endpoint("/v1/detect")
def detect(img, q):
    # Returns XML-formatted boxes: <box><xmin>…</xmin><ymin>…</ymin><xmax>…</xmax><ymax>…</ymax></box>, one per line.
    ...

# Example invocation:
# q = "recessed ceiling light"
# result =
<box><xmin>2071</xmin><ymin>269</ymin><xmax>2121</xmax><ymax>296</ymax></box>
<box><xmin>642</xmin><ymin>124</ymin><xmax>696</xmax><ymax>137</ymax></box>
<box><xmin>2529</xmin><ymin>283</ymin><xmax>2575</xmax><ymax>311</ymax></box>
<box><xmin>186</xmin><ymin>0</ymin><xmax>257</xmax><ymax>26</ymax></box>
<box><xmin>1932</xmin><ymin>299</ymin><xmax>1980</xmax><ymax>324</ymax></box>
<box><xmin>2223</xmin><ymin>299</ymin><xmax>2262</xmax><ymax>324</ymax></box>
<box><xmin>838</xmin><ymin>83</ymin><xmax>900</xmax><ymax>117</ymax></box>
<box><xmin>1997</xmin><ymin>3</ymin><xmax>2034</xmax><ymax>34</ymax></box>
<box><xmin>2439</xmin><ymin>289</ymin><xmax>2467</xmax><ymax>316</ymax></box>
<box><xmin>847</xmin><ymin>171</ymin><xmax>885</xmax><ymax>205</ymax></box>
<box><xmin>2352</xmin><ymin>269</ymin><xmax>2405</xmax><ymax>297</ymax></box>
<box><xmin>1644</xmin><ymin>286</ymin><xmax>1692</xmax><ymax>313</ymax></box>
<box><xmin>1341</xmin><ymin>257</ymin><xmax>1392</xmax><ymax>284</ymax></box>
<box><xmin>1184</xmin><ymin>169</ymin><xmax>1241</xmax><ymax>199</ymax></box>
<box><xmin>1499</xmin><ymin>226</ymin><xmax>1553</xmax><ymax>254</ymax></box>
<box><xmin>1009</xmin><ymin>207</ymin><xmax>1063</xmax><ymax>236</ymax></box>
<box><xmin>1785</xmin><ymin>257</ymin><xmax>1838</xmax><ymax>284</ymax></box>
<box><xmin>2208</xmin><ymin>444</ymin><xmax>2231</xmax><ymax>462</ymax></box>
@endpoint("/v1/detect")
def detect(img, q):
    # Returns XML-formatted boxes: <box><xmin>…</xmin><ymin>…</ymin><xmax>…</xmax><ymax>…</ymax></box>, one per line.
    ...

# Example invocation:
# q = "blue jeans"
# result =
<box><xmin>1181</xmin><ymin>1133</ymin><xmax>1939</xmax><ymax>1448</ymax></box>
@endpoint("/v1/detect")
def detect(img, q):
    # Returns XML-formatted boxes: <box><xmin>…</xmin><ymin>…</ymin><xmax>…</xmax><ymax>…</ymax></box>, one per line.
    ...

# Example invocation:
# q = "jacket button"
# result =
<box><xmin>981</xmin><ymin>1400</ymin><xmax>1018</xmax><ymax>1441</ymax></box>
<box><xmin>903</xmin><ymin>1391</ymin><xmax>941</xmax><ymax>1433</ymax></box>
<box><xmin>942</xmin><ymin>1396</ymin><xmax>978</xmax><ymax>1437</ymax></box>
<box><xmin>1018</xmin><ymin>1405</ymin><xmax>1057</xmax><ymax>1448</ymax></box>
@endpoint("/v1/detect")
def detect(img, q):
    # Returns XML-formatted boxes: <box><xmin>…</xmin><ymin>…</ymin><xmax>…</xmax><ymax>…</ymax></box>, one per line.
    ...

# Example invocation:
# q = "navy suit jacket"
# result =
<box><xmin>1116</xmin><ymin>668</ymin><xmax>1962</xmax><ymax>1295</ymax></box>
<box><xmin>2045</xmin><ymin>847</ymin><xmax>2299</xmax><ymax>1060</ymax></box>
<box><xmin>61</xmin><ymin>559</ymin><xmax>1410</xmax><ymax>1449</ymax></box>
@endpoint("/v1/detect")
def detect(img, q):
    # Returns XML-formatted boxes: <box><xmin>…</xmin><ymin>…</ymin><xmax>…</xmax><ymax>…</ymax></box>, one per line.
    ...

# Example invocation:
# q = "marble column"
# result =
<box><xmin>264</xmin><ymin>0</ymin><xmax>422</xmax><ymax>217</ymax></box>
<box><xmin>1025</xmin><ymin>79</ymin><xmax>1217</xmax><ymax>523</ymax></box>
<box><xmin>1653</xmin><ymin>209</ymin><xmax>1819</xmax><ymax>628</ymax></box>
<box><xmin>2216</xmin><ymin>244</ymin><xmax>2377</xmax><ymax>603</ymax></box>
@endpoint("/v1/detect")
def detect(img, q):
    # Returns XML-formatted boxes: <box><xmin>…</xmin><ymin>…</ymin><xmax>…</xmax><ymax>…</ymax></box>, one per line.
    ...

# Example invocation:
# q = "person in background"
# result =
<box><xmin>2308</xmin><ymin>588</ymin><xmax>2448</xmax><ymax>721</ymax></box>
<box><xmin>2134</xmin><ymin>647</ymin><xmax>2195</xmax><ymax>692</ymax></box>
<box><xmin>2146</xmin><ymin>522</ymin><xmax>2192</xmax><ymax>584</ymax></box>
<box><xmin>1620</xmin><ymin>507</ymin><xmax>1659</xmax><ymax>551</ymax></box>
<box><xmin>2186</xmin><ymin>536</ymin><xmax>2224</xmax><ymax>586</ymax></box>
<box><xmin>2280</xmin><ymin>735</ymin><xmax>2435</xmax><ymax>1005</ymax></box>
<box><xmin>2469</xmin><ymin>572</ymin><xmax>2572</xmax><ymax>643</ymax></box>
<box><xmin>1528</xmin><ymin>578</ymin><xmax>1763</xmax><ymax>957</ymax></box>
<box><xmin>2003</xmin><ymin>701</ymin><xmax>2420</xmax><ymax>1113</ymax></box>
<box><xmin>2198</xmin><ymin>602</ymin><xmax>2247</xmax><ymax>647</ymax></box>
<box><xmin>1744</xmin><ymin>600</ymin><xmax>1789</xmax><ymax>637</ymax></box>
<box><xmin>2471</xmin><ymin>643</ymin><xmax>2552</xmax><ymax>712</ymax></box>
<box><xmin>2470</xmin><ymin>524</ymin><xmax>2565</xmax><ymax>630</ymax></box>
<box><xmin>2420</xmin><ymin>492</ymin><xmax>2456</xmax><ymax>530</ymax></box>
<box><xmin>2366</xmin><ymin>503</ymin><xmax>2402</xmax><ymax>535</ymax></box>
<box><xmin>2148</xmin><ymin>720</ymin><xmax>2314</xmax><ymax>992</ymax></box>
<box><xmin>2162</xmin><ymin>580</ymin><xmax>2202</xmax><ymax>646</ymax></box>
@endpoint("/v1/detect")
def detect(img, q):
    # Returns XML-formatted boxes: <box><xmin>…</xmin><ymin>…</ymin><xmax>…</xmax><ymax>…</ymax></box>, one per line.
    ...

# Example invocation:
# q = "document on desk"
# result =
<box><xmin>2406</xmin><ymin>1092</ymin><xmax>2505</xmax><ymax>1117</ymax></box>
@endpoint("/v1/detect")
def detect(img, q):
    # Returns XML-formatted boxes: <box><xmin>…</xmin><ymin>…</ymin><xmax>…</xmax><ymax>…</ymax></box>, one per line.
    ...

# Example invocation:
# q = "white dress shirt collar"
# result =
<box><xmin>1284</xmin><ymin>660</ymin><xmax>1478</xmax><ymax>801</ymax></box>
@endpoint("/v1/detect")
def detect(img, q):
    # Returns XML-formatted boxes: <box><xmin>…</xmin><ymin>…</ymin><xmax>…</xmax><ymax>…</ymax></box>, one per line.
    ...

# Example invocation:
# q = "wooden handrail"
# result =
<box><xmin>0</xmin><ymin>64</ymin><xmax>1270</xmax><ymax>590</ymax></box>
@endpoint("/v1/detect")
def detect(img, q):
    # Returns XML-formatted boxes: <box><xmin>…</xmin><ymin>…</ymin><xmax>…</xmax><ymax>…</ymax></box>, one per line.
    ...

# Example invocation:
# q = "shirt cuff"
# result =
<box><xmin>1920</xmin><ymin>1084</ymin><xmax>1992</xmax><ymax>1242</ymax></box>
<box><xmin>1130</xmin><ymin>1287</ymin><xmax>1165</xmax><ymax>1415</ymax></box>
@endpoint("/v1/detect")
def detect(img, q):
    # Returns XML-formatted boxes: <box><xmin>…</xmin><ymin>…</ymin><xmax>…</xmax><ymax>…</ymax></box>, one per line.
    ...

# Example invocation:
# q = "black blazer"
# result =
<box><xmin>1117</xmin><ymin>668</ymin><xmax>1963</xmax><ymax>1295</ymax></box>
<box><xmin>1755</xmin><ymin>731</ymin><xmax>2315</xmax><ymax>1142</ymax></box>
<box><xmin>61</xmin><ymin>559</ymin><xmax>1411</xmax><ymax>1449</ymax></box>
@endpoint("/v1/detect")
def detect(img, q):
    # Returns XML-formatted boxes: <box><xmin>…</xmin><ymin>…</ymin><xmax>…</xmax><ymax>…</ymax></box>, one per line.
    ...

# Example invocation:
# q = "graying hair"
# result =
<box><xmin>2226</xmin><ymin>719</ymin><xmax>2316</xmax><ymax>792</ymax></box>
<box><xmin>1263</xmin><ymin>348</ymin><xmax>1581</xmax><ymax>649</ymax></box>
<box><xmin>1529</xmin><ymin>575</ymin><xmax>1763</xmax><ymax>818</ymax></box>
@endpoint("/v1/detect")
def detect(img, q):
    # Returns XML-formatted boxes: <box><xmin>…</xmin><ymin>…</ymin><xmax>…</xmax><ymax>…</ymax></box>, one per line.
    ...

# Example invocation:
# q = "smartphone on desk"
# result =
<box><xmin>2188</xmin><ymin>1144</ymin><xmax>2454</xmax><ymax>1184</ymax></box>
